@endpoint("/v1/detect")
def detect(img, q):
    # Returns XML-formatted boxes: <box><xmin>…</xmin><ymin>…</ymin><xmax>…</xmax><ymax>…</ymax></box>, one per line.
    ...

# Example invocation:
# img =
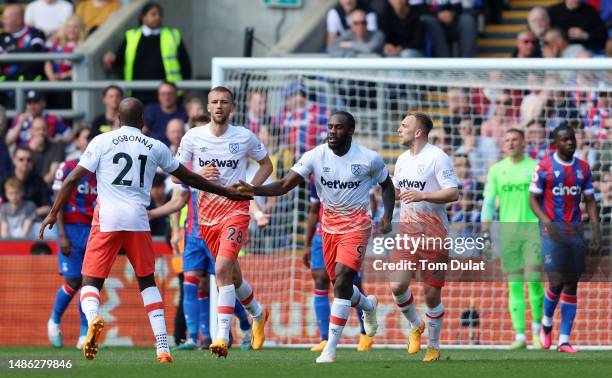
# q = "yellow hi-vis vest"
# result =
<box><xmin>123</xmin><ymin>27</ymin><xmax>182</xmax><ymax>83</ymax></box>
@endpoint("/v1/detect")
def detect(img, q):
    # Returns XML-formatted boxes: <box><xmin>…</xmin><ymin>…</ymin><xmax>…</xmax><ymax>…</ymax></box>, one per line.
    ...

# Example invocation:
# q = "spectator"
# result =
<box><xmin>415</xmin><ymin>0</ymin><xmax>477</xmax><ymax>57</ymax></box>
<box><xmin>455</xmin><ymin>118</ymin><xmax>499</xmax><ymax>182</ymax></box>
<box><xmin>143</xmin><ymin>81</ymin><xmax>188</xmax><ymax>145</ymax></box>
<box><xmin>0</xmin><ymin>5</ymin><xmax>46</xmax><ymax>107</ymax></box>
<box><xmin>148</xmin><ymin>173</ymin><xmax>169</xmax><ymax>237</ymax></box>
<box><xmin>329</xmin><ymin>9</ymin><xmax>385</xmax><ymax>57</ymax></box>
<box><xmin>0</xmin><ymin>178</ymin><xmax>36</xmax><ymax>239</ymax></box>
<box><xmin>0</xmin><ymin>147</ymin><xmax>50</xmax><ymax>217</ymax></box>
<box><xmin>381</xmin><ymin>0</ymin><xmax>425</xmax><ymax>57</ymax></box>
<box><xmin>540</xmin><ymin>74</ymin><xmax>580</xmax><ymax>132</ymax></box>
<box><xmin>480</xmin><ymin>92</ymin><xmax>520</xmax><ymax>144</ymax></box>
<box><xmin>453</xmin><ymin>153</ymin><xmax>472</xmax><ymax>187</ymax></box>
<box><xmin>575</xmin><ymin>127</ymin><xmax>597</xmax><ymax>167</ymax></box>
<box><xmin>525</xmin><ymin>119</ymin><xmax>548</xmax><ymax>161</ymax></box>
<box><xmin>326</xmin><ymin>0</ymin><xmax>378</xmax><ymax>50</ymax></box>
<box><xmin>246</xmin><ymin>90</ymin><xmax>269</xmax><ymax>135</ymax></box>
<box><xmin>451</xmin><ymin>186</ymin><xmax>482</xmax><ymax>223</ymax></box>
<box><xmin>5</xmin><ymin>91</ymin><xmax>70</xmax><ymax>148</ymax></box>
<box><xmin>44</xmin><ymin>15</ymin><xmax>86</xmax><ymax>82</ymax></box>
<box><xmin>25</xmin><ymin>0</ymin><xmax>73</xmax><ymax>38</ymax></box>
<box><xmin>0</xmin><ymin>107</ymin><xmax>11</xmax><ymax>182</ymax></box>
<box><xmin>165</xmin><ymin>118</ymin><xmax>185</xmax><ymax>156</ymax></box>
<box><xmin>102</xmin><ymin>2</ymin><xmax>191</xmax><ymax>105</ymax></box>
<box><xmin>91</xmin><ymin>84</ymin><xmax>123</xmax><ymax>137</ymax></box>
<box><xmin>547</xmin><ymin>0</ymin><xmax>607</xmax><ymax>52</ymax></box>
<box><xmin>520</xmin><ymin>72</ymin><xmax>546</xmax><ymax>126</ymax></box>
<box><xmin>542</xmin><ymin>28</ymin><xmax>590</xmax><ymax>58</ymax></box>
<box><xmin>75</xmin><ymin>0</ymin><xmax>122</xmax><ymax>35</ymax></box>
<box><xmin>527</xmin><ymin>7</ymin><xmax>550</xmax><ymax>42</ymax></box>
<box><xmin>276</xmin><ymin>81</ymin><xmax>330</xmax><ymax>155</ymax></box>
<box><xmin>582</xmin><ymin>91</ymin><xmax>610</xmax><ymax>141</ymax></box>
<box><xmin>185</xmin><ymin>97</ymin><xmax>205</xmax><ymax>123</ymax></box>
<box><xmin>512</xmin><ymin>30</ymin><xmax>541</xmax><ymax>58</ymax></box>
<box><xmin>443</xmin><ymin>87</ymin><xmax>480</xmax><ymax>148</ymax></box>
<box><xmin>28</xmin><ymin>116</ymin><xmax>65</xmax><ymax>185</ymax></box>
<box><xmin>66</xmin><ymin>126</ymin><xmax>91</xmax><ymax>160</ymax></box>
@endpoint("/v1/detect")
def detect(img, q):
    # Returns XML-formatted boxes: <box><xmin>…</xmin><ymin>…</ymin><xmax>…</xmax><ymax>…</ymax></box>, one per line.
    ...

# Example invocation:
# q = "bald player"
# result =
<box><xmin>40</xmin><ymin>98</ymin><xmax>251</xmax><ymax>363</ymax></box>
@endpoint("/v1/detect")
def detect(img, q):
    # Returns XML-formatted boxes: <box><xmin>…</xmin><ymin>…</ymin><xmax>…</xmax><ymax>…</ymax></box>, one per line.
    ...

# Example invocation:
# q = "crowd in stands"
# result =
<box><xmin>0</xmin><ymin>0</ymin><xmax>610</xmax><ymax>241</ymax></box>
<box><xmin>326</xmin><ymin>0</ymin><xmax>611</xmax><ymax>58</ymax></box>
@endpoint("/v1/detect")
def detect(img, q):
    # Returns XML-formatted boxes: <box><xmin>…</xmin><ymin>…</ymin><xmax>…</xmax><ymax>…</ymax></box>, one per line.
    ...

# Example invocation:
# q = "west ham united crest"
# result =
<box><xmin>351</xmin><ymin>164</ymin><xmax>362</xmax><ymax>176</ymax></box>
<box><xmin>417</xmin><ymin>164</ymin><xmax>426</xmax><ymax>175</ymax></box>
<box><xmin>229</xmin><ymin>143</ymin><xmax>239</xmax><ymax>154</ymax></box>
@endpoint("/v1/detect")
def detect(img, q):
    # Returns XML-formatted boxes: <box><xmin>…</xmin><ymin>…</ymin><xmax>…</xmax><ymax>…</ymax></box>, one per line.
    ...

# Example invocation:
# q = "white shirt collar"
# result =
<box><xmin>141</xmin><ymin>25</ymin><xmax>161</xmax><ymax>36</ymax></box>
<box><xmin>553</xmin><ymin>152</ymin><xmax>575</xmax><ymax>166</ymax></box>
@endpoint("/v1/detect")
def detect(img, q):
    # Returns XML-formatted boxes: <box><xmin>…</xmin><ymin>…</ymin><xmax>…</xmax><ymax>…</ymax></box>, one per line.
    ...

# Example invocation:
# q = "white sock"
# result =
<box><xmin>516</xmin><ymin>333</ymin><xmax>526</xmax><ymax>342</ymax></box>
<box><xmin>393</xmin><ymin>290</ymin><xmax>421</xmax><ymax>329</ymax></box>
<box><xmin>350</xmin><ymin>285</ymin><xmax>373</xmax><ymax>312</ymax></box>
<box><xmin>80</xmin><ymin>286</ymin><xmax>100</xmax><ymax>325</ymax></box>
<box><xmin>532</xmin><ymin>322</ymin><xmax>541</xmax><ymax>335</ymax></box>
<box><xmin>323</xmin><ymin>298</ymin><xmax>351</xmax><ymax>355</ymax></box>
<box><xmin>217</xmin><ymin>284</ymin><xmax>235</xmax><ymax>342</ymax></box>
<box><xmin>542</xmin><ymin>315</ymin><xmax>553</xmax><ymax>327</ymax></box>
<box><xmin>141</xmin><ymin>286</ymin><xmax>169</xmax><ymax>354</ymax></box>
<box><xmin>559</xmin><ymin>334</ymin><xmax>569</xmax><ymax>345</ymax></box>
<box><xmin>236</xmin><ymin>280</ymin><xmax>262</xmax><ymax>320</ymax></box>
<box><xmin>425</xmin><ymin>303</ymin><xmax>445</xmax><ymax>349</ymax></box>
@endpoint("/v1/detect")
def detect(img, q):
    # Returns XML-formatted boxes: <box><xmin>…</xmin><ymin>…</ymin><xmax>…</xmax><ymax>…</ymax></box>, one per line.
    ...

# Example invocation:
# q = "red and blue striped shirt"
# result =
<box><xmin>529</xmin><ymin>153</ymin><xmax>594</xmax><ymax>224</ymax></box>
<box><xmin>52</xmin><ymin>159</ymin><xmax>97</xmax><ymax>224</ymax></box>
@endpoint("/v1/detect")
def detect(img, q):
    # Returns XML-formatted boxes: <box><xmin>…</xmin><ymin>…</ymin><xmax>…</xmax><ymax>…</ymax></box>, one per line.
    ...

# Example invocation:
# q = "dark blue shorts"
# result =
<box><xmin>541</xmin><ymin>228</ymin><xmax>586</xmax><ymax>274</ymax></box>
<box><xmin>58</xmin><ymin>223</ymin><xmax>91</xmax><ymax>279</ymax></box>
<box><xmin>183</xmin><ymin>234</ymin><xmax>215</xmax><ymax>275</ymax></box>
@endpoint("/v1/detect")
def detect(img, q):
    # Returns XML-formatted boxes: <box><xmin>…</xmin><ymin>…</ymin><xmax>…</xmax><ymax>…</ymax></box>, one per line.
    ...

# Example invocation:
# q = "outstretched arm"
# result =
<box><xmin>239</xmin><ymin>170</ymin><xmax>304</xmax><ymax>197</ymax></box>
<box><xmin>170</xmin><ymin>164</ymin><xmax>251</xmax><ymax>201</ymax></box>
<box><xmin>39</xmin><ymin>165</ymin><xmax>89</xmax><ymax>239</ymax></box>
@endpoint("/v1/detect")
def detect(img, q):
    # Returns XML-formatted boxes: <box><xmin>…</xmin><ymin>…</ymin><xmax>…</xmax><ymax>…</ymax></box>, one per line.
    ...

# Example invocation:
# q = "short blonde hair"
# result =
<box><xmin>4</xmin><ymin>177</ymin><xmax>23</xmax><ymax>192</ymax></box>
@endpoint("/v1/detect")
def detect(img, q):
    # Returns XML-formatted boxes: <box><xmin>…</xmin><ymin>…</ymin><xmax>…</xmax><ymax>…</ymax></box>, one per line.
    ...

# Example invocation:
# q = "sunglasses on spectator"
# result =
<box><xmin>520</xmin><ymin>39</ymin><xmax>536</xmax><ymax>44</ymax></box>
<box><xmin>17</xmin><ymin>157</ymin><xmax>32</xmax><ymax>162</ymax></box>
<box><xmin>352</xmin><ymin>20</ymin><xmax>367</xmax><ymax>25</ymax></box>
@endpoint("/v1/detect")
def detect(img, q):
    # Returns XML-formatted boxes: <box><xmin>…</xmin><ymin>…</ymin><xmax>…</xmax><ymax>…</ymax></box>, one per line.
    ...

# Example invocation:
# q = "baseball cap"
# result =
<box><xmin>26</xmin><ymin>90</ymin><xmax>44</xmax><ymax>102</ymax></box>
<box><xmin>282</xmin><ymin>81</ymin><xmax>306</xmax><ymax>98</ymax></box>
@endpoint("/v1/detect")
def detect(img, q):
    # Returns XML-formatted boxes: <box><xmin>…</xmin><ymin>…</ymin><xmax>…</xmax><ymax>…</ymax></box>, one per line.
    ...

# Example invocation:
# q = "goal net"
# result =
<box><xmin>214</xmin><ymin>58</ymin><xmax>611</xmax><ymax>348</ymax></box>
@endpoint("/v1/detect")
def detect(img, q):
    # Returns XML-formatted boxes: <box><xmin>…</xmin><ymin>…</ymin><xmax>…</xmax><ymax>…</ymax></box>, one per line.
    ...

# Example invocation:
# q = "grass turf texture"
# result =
<box><xmin>1</xmin><ymin>347</ymin><xmax>610</xmax><ymax>378</ymax></box>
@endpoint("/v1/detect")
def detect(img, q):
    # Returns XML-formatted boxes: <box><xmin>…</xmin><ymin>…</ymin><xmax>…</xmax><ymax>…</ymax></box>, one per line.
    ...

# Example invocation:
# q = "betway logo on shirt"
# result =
<box><xmin>397</xmin><ymin>179</ymin><xmax>426</xmax><ymax>191</ymax></box>
<box><xmin>77</xmin><ymin>182</ymin><xmax>97</xmax><ymax>195</ymax></box>
<box><xmin>320</xmin><ymin>176</ymin><xmax>361</xmax><ymax>189</ymax></box>
<box><xmin>198</xmin><ymin>157</ymin><xmax>239</xmax><ymax>169</ymax></box>
<box><xmin>552</xmin><ymin>184</ymin><xmax>581</xmax><ymax>196</ymax></box>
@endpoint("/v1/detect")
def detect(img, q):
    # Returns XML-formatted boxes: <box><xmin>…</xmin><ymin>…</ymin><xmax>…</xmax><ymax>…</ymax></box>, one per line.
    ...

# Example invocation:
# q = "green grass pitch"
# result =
<box><xmin>1</xmin><ymin>347</ymin><xmax>610</xmax><ymax>377</ymax></box>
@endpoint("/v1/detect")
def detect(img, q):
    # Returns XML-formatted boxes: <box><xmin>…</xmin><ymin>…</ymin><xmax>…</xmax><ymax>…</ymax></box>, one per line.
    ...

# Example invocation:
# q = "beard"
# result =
<box><xmin>213</xmin><ymin>113</ymin><xmax>229</xmax><ymax>124</ymax></box>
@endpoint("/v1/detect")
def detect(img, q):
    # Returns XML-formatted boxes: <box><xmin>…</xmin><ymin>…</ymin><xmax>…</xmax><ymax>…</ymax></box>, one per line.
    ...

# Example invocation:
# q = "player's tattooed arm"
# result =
<box><xmin>379</xmin><ymin>175</ymin><xmax>395</xmax><ymax>234</ymax></box>
<box><xmin>238</xmin><ymin>170</ymin><xmax>304</xmax><ymax>197</ymax></box>
<box><xmin>39</xmin><ymin>166</ymin><xmax>90</xmax><ymax>239</ymax></box>
<box><xmin>584</xmin><ymin>194</ymin><xmax>601</xmax><ymax>253</ymax></box>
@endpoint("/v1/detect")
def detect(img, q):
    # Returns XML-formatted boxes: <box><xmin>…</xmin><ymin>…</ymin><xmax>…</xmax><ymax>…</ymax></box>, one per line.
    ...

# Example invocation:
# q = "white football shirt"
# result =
<box><xmin>393</xmin><ymin>143</ymin><xmax>457</xmax><ymax>231</ymax></box>
<box><xmin>176</xmin><ymin>124</ymin><xmax>268</xmax><ymax>225</ymax></box>
<box><xmin>79</xmin><ymin>126</ymin><xmax>179</xmax><ymax>232</ymax></box>
<box><xmin>291</xmin><ymin>143</ymin><xmax>388</xmax><ymax>234</ymax></box>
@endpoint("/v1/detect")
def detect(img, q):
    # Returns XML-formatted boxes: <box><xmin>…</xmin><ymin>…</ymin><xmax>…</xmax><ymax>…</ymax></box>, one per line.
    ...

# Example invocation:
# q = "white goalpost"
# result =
<box><xmin>210</xmin><ymin>58</ymin><xmax>611</xmax><ymax>348</ymax></box>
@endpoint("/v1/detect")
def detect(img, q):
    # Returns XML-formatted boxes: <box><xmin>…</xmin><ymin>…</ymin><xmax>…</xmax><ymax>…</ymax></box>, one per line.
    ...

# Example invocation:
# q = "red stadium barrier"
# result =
<box><xmin>1</xmin><ymin>255</ymin><xmax>610</xmax><ymax>347</ymax></box>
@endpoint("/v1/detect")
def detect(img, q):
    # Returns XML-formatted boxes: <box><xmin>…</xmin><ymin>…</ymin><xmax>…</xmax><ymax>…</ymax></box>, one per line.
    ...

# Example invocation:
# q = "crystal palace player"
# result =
<box><xmin>40</xmin><ymin>98</ymin><xmax>250</xmax><ymax>363</ymax></box>
<box><xmin>529</xmin><ymin>125</ymin><xmax>601</xmax><ymax>353</ymax></box>
<box><xmin>237</xmin><ymin>111</ymin><xmax>396</xmax><ymax>363</ymax></box>
<box><xmin>391</xmin><ymin>112</ymin><xmax>458</xmax><ymax>362</ymax></box>
<box><xmin>175</xmin><ymin>87</ymin><xmax>274</xmax><ymax>358</ymax></box>
<box><xmin>47</xmin><ymin>135</ymin><xmax>97</xmax><ymax>349</ymax></box>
